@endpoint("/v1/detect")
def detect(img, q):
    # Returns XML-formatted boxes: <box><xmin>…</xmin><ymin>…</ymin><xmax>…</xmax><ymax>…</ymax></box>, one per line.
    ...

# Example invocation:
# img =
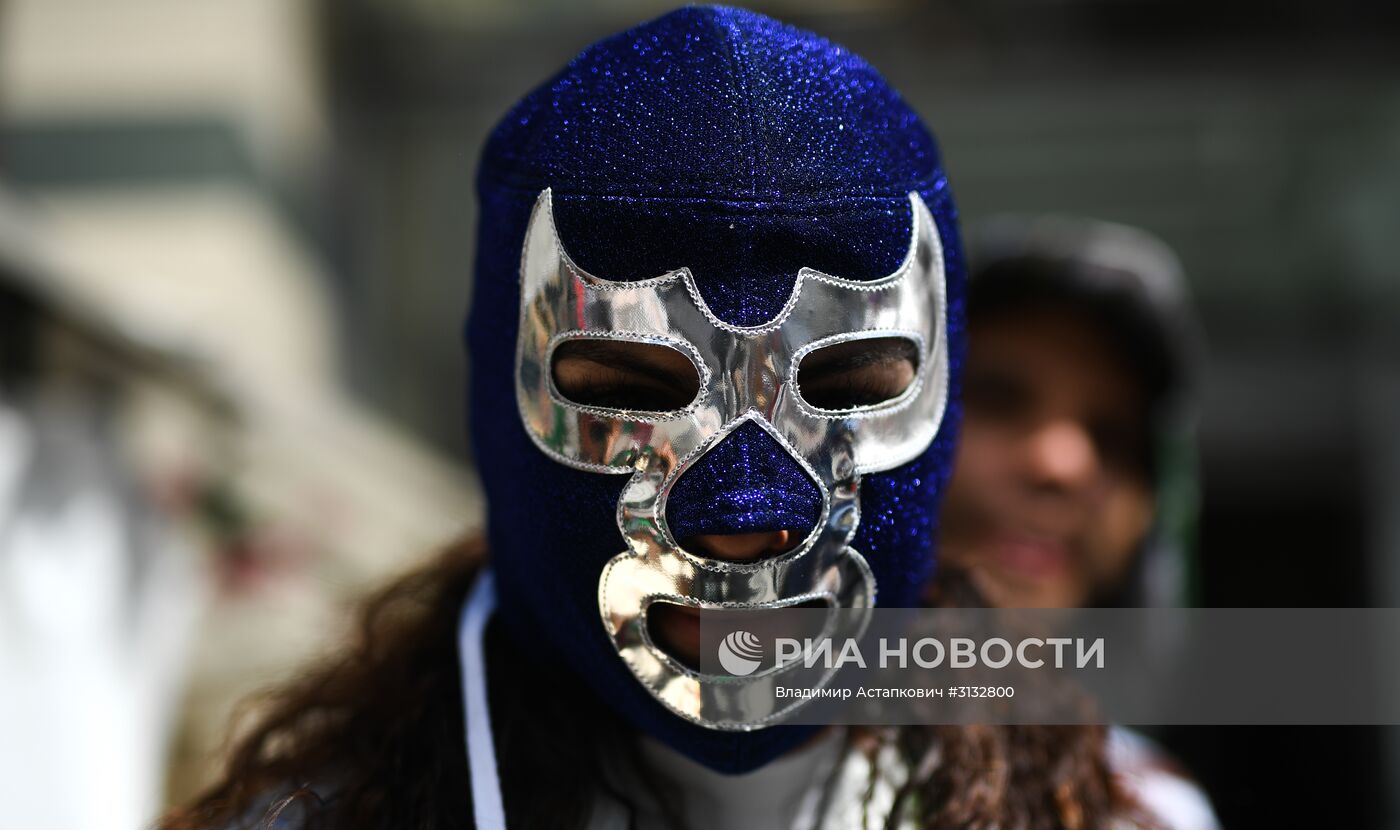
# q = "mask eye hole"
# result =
<box><xmin>551</xmin><ymin>338</ymin><xmax>702</xmax><ymax>413</ymax></box>
<box><xmin>795</xmin><ymin>336</ymin><xmax>921</xmax><ymax>412</ymax></box>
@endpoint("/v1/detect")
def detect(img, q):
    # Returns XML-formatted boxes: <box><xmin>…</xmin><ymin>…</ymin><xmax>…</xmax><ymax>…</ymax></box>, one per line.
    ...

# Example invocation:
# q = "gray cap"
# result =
<box><xmin>968</xmin><ymin>214</ymin><xmax>1204</xmax><ymax>419</ymax></box>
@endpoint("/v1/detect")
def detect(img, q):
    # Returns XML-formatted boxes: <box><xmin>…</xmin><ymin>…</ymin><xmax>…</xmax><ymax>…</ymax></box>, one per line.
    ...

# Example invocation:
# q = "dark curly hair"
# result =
<box><xmin>158</xmin><ymin>536</ymin><xmax>1157</xmax><ymax>829</ymax></box>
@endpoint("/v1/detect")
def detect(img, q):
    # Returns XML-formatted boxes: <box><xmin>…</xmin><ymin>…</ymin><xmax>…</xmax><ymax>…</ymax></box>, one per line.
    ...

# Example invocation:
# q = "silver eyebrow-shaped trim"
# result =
<box><xmin>528</xmin><ymin>187</ymin><xmax>927</xmax><ymax>336</ymax></box>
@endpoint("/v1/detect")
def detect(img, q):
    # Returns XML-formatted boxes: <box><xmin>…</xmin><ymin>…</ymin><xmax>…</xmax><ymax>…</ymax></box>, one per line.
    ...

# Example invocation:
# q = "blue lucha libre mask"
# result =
<box><xmin>468</xmin><ymin>5</ymin><xmax>966</xmax><ymax>773</ymax></box>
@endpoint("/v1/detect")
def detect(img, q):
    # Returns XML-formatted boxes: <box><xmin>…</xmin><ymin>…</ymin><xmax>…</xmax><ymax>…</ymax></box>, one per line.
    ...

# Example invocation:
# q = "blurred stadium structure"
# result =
<box><xmin>0</xmin><ymin>0</ymin><xmax>1396</xmax><ymax>827</ymax></box>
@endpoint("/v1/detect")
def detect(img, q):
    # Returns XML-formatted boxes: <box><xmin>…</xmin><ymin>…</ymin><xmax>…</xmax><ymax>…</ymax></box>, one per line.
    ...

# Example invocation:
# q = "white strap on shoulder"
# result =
<box><xmin>458</xmin><ymin>569</ymin><xmax>507</xmax><ymax>829</ymax></box>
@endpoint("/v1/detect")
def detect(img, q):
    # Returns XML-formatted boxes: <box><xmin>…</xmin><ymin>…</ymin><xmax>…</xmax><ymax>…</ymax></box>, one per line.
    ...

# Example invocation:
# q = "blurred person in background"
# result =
<box><xmin>935</xmin><ymin>216</ymin><xmax>1202</xmax><ymax>611</ymax></box>
<box><xmin>0</xmin><ymin>2</ymin><xmax>477</xmax><ymax>822</ymax></box>
<box><xmin>158</xmin><ymin>8</ymin><xmax>1187</xmax><ymax>829</ymax></box>
<box><xmin>929</xmin><ymin>216</ymin><xmax>1219</xmax><ymax>829</ymax></box>
<box><xmin>0</xmin><ymin>173</ymin><xmax>473</xmax><ymax>830</ymax></box>
<box><xmin>0</xmin><ymin>190</ymin><xmax>209</xmax><ymax>830</ymax></box>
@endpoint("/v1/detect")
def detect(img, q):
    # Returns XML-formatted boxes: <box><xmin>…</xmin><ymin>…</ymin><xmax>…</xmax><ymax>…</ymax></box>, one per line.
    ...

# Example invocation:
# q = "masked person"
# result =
<box><xmin>163</xmin><ymin>8</ymin><xmax>1173</xmax><ymax>829</ymax></box>
<box><xmin>937</xmin><ymin>216</ymin><xmax>1202</xmax><ymax>611</ymax></box>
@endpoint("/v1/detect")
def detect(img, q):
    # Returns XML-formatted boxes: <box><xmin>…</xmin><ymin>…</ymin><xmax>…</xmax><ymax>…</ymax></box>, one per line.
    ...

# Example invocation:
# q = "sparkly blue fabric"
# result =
<box><xmin>665</xmin><ymin>420</ymin><xmax>823</xmax><ymax>542</ymax></box>
<box><xmin>467</xmin><ymin>5</ymin><xmax>966</xmax><ymax>774</ymax></box>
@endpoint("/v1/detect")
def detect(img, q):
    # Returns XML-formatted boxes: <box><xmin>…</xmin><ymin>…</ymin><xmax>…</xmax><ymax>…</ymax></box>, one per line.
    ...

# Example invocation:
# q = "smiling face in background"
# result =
<box><xmin>939</xmin><ymin>306</ymin><xmax>1155</xmax><ymax>608</ymax></box>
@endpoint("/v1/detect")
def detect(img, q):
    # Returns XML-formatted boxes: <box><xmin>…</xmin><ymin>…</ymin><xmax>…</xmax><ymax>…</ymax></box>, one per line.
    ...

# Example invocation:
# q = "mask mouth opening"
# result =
<box><xmin>645</xmin><ymin>597</ymin><xmax>832</xmax><ymax>672</ymax></box>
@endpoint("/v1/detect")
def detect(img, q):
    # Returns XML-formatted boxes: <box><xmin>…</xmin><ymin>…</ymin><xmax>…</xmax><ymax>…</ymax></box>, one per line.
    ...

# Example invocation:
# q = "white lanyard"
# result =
<box><xmin>457</xmin><ymin>569</ymin><xmax>507</xmax><ymax>829</ymax></box>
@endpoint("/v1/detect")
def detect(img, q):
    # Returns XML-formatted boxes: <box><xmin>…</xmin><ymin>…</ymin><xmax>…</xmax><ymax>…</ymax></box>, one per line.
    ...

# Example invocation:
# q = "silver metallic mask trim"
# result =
<box><xmin>514</xmin><ymin>188</ymin><xmax>949</xmax><ymax>729</ymax></box>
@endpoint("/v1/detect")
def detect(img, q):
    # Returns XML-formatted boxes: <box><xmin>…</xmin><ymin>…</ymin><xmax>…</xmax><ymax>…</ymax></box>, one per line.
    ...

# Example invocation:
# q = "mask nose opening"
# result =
<box><xmin>664</xmin><ymin>420</ymin><xmax>824</xmax><ymax>562</ymax></box>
